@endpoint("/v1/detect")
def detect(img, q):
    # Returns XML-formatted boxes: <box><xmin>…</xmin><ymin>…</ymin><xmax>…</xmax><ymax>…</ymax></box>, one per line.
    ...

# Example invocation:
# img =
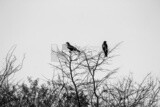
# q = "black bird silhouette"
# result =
<box><xmin>66</xmin><ymin>42</ymin><xmax>80</xmax><ymax>52</ymax></box>
<box><xmin>102</xmin><ymin>41</ymin><xmax>108</xmax><ymax>57</ymax></box>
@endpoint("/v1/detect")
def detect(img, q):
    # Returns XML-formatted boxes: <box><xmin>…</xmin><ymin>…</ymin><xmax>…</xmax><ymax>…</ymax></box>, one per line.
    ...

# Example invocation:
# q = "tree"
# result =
<box><xmin>50</xmin><ymin>42</ymin><xmax>121</xmax><ymax>107</ymax></box>
<box><xmin>101</xmin><ymin>74</ymin><xmax>160</xmax><ymax>107</ymax></box>
<box><xmin>1</xmin><ymin>44</ymin><xmax>160</xmax><ymax>107</ymax></box>
<box><xmin>0</xmin><ymin>46</ymin><xmax>25</xmax><ymax>107</ymax></box>
<box><xmin>0</xmin><ymin>46</ymin><xmax>24</xmax><ymax>87</ymax></box>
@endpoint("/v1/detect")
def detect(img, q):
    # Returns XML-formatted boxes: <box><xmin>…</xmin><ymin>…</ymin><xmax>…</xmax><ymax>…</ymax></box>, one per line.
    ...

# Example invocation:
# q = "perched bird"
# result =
<box><xmin>66</xmin><ymin>42</ymin><xmax>80</xmax><ymax>52</ymax></box>
<box><xmin>102</xmin><ymin>41</ymin><xmax>108</xmax><ymax>57</ymax></box>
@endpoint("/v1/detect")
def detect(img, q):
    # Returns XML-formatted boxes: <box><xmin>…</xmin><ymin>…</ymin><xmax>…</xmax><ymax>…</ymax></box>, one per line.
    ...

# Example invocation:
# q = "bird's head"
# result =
<box><xmin>66</xmin><ymin>42</ymin><xmax>70</xmax><ymax>45</ymax></box>
<box><xmin>104</xmin><ymin>41</ymin><xmax>107</xmax><ymax>44</ymax></box>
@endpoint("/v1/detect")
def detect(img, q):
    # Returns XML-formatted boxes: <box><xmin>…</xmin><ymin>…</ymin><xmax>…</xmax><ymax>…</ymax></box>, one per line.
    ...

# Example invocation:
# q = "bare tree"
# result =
<box><xmin>0</xmin><ymin>46</ymin><xmax>25</xmax><ymax>87</ymax></box>
<box><xmin>0</xmin><ymin>44</ymin><xmax>159</xmax><ymax>107</ymax></box>
<box><xmin>50</xmin><ymin>42</ymin><xmax>122</xmax><ymax>107</ymax></box>
<box><xmin>101</xmin><ymin>73</ymin><xmax>160</xmax><ymax>107</ymax></box>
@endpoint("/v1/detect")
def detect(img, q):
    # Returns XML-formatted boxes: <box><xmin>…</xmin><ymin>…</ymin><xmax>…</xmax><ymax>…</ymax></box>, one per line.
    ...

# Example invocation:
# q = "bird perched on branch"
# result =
<box><xmin>66</xmin><ymin>42</ymin><xmax>80</xmax><ymax>52</ymax></box>
<box><xmin>102</xmin><ymin>41</ymin><xmax>108</xmax><ymax>57</ymax></box>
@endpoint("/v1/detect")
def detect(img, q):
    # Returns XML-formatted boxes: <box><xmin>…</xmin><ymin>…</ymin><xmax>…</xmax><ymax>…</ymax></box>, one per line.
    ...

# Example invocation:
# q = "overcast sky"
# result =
<box><xmin>0</xmin><ymin>0</ymin><xmax>160</xmax><ymax>83</ymax></box>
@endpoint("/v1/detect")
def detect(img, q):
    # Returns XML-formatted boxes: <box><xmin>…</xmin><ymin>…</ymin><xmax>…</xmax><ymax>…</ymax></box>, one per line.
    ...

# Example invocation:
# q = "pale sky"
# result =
<box><xmin>0</xmin><ymin>0</ymin><xmax>160</xmax><ymax>83</ymax></box>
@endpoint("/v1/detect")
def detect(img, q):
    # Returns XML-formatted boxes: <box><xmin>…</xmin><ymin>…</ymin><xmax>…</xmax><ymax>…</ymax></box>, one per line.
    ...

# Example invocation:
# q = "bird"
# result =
<box><xmin>66</xmin><ymin>42</ymin><xmax>80</xmax><ymax>52</ymax></box>
<box><xmin>102</xmin><ymin>41</ymin><xmax>108</xmax><ymax>57</ymax></box>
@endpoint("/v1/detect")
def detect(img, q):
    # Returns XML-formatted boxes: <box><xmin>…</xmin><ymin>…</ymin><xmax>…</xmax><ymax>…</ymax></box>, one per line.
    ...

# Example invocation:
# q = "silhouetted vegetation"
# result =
<box><xmin>0</xmin><ymin>44</ymin><xmax>160</xmax><ymax>107</ymax></box>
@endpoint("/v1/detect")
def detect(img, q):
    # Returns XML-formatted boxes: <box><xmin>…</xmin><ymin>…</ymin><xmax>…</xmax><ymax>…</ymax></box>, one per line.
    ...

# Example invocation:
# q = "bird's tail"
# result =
<box><xmin>77</xmin><ymin>49</ymin><xmax>80</xmax><ymax>52</ymax></box>
<box><xmin>105</xmin><ymin>53</ymin><xmax>108</xmax><ymax>57</ymax></box>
